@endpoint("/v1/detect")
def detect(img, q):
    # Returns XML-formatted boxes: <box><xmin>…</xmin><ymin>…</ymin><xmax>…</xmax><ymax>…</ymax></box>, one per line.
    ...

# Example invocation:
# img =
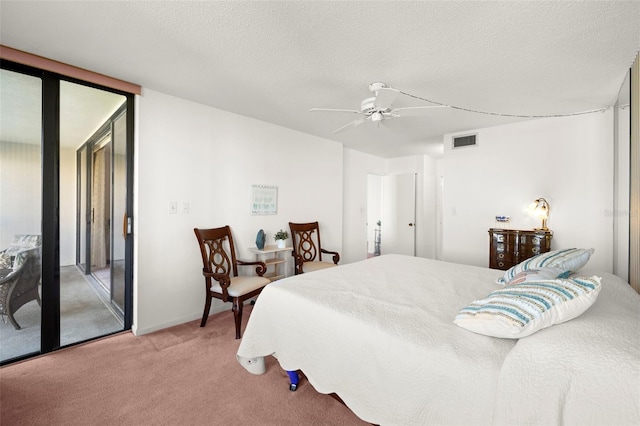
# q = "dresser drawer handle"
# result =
<box><xmin>498</xmin><ymin>262</ymin><xmax>505</xmax><ymax>268</ymax></box>
<box><xmin>498</xmin><ymin>253</ymin><xmax>505</xmax><ymax>259</ymax></box>
<box><xmin>532</xmin><ymin>247</ymin><xmax>539</xmax><ymax>253</ymax></box>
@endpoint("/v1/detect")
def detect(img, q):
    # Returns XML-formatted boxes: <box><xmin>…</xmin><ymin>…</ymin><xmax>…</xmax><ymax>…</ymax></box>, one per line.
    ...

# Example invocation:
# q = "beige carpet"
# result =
<box><xmin>0</xmin><ymin>306</ymin><xmax>368</xmax><ymax>425</ymax></box>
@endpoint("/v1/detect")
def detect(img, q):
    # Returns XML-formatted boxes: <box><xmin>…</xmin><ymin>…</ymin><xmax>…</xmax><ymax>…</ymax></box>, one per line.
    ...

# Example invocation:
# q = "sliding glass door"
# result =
<box><xmin>111</xmin><ymin>110</ymin><xmax>128</xmax><ymax>314</ymax></box>
<box><xmin>0</xmin><ymin>60</ymin><xmax>134</xmax><ymax>364</ymax></box>
<box><xmin>0</xmin><ymin>68</ymin><xmax>43</xmax><ymax>361</ymax></box>
<box><xmin>74</xmin><ymin>94</ymin><xmax>128</xmax><ymax>330</ymax></box>
<box><xmin>62</xmin><ymin>80</ymin><xmax>127</xmax><ymax>346</ymax></box>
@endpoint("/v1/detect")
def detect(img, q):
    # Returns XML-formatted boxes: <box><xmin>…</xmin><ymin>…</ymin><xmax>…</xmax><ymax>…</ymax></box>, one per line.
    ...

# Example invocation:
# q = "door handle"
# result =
<box><xmin>408</xmin><ymin>223</ymin><xmax>414</xmax><ymax>227</ymax></box>
<box><xmin>122</xmin><ymin>213</ymin><xmax>127</xmax><ymax>239</ymax></box>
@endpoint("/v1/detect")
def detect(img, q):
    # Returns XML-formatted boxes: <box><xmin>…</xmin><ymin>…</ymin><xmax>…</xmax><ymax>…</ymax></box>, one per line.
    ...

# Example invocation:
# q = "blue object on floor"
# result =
<box><xmin>287</xmin><ymin>370</ymin><xmax>299</xmax><ymax>391</ymax></box>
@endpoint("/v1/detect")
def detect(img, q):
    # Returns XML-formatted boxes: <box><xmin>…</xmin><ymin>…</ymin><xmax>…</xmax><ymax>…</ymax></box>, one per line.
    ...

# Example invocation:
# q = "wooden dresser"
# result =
<box><xmin>488</xmin><ymin>228</ymin><xmax>553</xmax><ymax>270</ymax></box>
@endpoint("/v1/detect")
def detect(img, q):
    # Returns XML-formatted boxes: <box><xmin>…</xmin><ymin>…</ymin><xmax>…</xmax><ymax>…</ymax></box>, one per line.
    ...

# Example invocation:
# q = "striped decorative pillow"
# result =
<box><xmin>454</xmin><ymin>276</ymin><xmax>602</xmax><ymax>338</ymax></box>
<box><xmin>496</xmin><ymin>248</ymin><xmax>594</xmax><ymax>285</ymax></box>
<box><xmin>505</xmin><ymin>267</ymin><xmax>568</xmax><ymax>286</ymax></box>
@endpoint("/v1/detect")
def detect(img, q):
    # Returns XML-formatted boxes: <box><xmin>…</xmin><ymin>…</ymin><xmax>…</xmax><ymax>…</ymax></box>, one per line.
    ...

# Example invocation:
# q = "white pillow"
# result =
<box><xmin>496</xmin><ymin>248</ymin><xmax>594</xmax><ymax>285</ymax></box>
<box><xmin>504</xmin><ymin>266</ymin><xmax>568</xmax><ymax>286</ymax></box>
<box><xmin>454</xmin><ymin>276</ymin><xmax>602</xmax><ymax>339</ymax></box>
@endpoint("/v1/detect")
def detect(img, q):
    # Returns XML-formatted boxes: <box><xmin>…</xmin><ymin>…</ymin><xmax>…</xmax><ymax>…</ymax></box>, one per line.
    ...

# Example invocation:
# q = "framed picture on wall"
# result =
<box><xmin>251</xmin><ymin>184</ymin><xmax>278</xmax><ymax>215</ymax></box>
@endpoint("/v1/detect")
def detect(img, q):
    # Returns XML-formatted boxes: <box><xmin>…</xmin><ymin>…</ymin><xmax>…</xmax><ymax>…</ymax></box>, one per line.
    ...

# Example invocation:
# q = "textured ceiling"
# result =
<box><xmin>1</xmin><ymin>1</ymin><xmax>639</xmax><ymax>158</ymax></box>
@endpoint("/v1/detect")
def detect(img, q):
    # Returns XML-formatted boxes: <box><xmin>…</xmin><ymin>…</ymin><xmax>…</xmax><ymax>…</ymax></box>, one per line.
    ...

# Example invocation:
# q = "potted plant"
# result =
<box><xmin>274</xmin><ymin>229</ymin><xmax>289</xmax><ymax>248</ymax></box>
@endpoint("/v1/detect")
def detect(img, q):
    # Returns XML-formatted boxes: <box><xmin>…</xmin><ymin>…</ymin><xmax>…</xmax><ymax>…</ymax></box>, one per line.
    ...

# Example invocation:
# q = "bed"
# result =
<box><xmin>236</xmin><ymin>254</ymin><xmax>640</xmax><ymax>425</ymax></box>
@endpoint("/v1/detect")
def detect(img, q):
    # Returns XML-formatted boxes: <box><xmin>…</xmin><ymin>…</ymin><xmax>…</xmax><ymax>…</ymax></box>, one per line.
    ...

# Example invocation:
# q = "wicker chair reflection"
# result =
<box><xmin>0</xmin><ymin>241</ymin><xmax>42</xmax><ymax>330</ymax></box>
<box><xmin>194</xmin><ymin>226</ymin><xmax>270</xmax><ymax>339</ymax></box>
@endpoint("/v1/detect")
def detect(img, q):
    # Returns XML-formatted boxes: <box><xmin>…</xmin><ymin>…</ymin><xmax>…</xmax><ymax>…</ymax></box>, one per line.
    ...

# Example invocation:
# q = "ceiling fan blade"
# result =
<box><xmin>333</xmin><ymin>117</ymin><xmax>366</xmax><ymax>134</ymax></box>
<box><xmin>373</xmin><ymin>87</ymin><xmax>399</xmax><ymax>109</ymax></box>
<box><xmin>310</xmin><ymin>108</ymin><xmax>361</xmax><ymax>114</ymax></box>
<box><xmin>391</xmin><ymin>105</ymin><xmax>448</xmax><ymax>117</ymax></box>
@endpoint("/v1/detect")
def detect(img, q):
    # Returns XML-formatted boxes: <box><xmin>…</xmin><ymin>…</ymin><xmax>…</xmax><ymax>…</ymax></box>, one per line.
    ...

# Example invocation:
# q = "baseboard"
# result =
<box><xmin>132</xmin><ymin>304</ymin><xmax>230</xmax><ymax>336</ymax></box>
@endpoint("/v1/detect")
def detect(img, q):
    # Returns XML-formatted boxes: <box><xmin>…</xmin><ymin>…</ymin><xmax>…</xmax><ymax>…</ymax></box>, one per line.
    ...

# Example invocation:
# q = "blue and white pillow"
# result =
<box><xmin>497</xmin><ymin>248</ymin><xmax>594</xmax><ymax>285</ymax></box>
<box><xmin>504</xmin><ymin>267</ymin><xmax>568</xmax><ymax>286</ymax></box>
<box><xmin>454</xmin><ymin>276</ymin><xmax>602</xmax><ymax>338</ymax></box>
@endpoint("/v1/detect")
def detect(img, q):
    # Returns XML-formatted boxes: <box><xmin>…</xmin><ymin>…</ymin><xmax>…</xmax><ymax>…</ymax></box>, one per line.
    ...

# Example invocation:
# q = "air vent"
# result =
<box><xmin>452</xmin><ymin>134</ymin><xmax>478</xmax><ymax>149</ymax></box>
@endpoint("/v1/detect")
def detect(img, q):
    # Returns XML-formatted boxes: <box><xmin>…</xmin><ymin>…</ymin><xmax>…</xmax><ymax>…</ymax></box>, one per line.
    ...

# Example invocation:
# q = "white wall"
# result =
<box><xmin>134</xmin><ymin>89</ymin><xmax>344</xmax><ymax>334</ymax></box>
<box><xmin>342</xmin><ymin>148</ymin><xmax>385</xmax><ymax>264</ymax></box>
<box><xmin>442</xmin><ymin>110</ymin><xmax>615</xmax><ymax>273</ymax></box>
<box><xmin>59</xmin><ymin>146</ymin><xmax>76</xmax><ymax>266</ymax></box>
<box><xmin>613</xmin><ymin>73</ymin><xmax>631</xmax><ymax>282</ymax></box>
<box><xmin>0</xmin><ymin>141</ymin><xmax>41</xmax><ymax>247</ymax></box>
<box><xmin>342</xmin><ymin>151</ymin><xmax>441</xmax><ymax>263</ymax></box>
<box><xmin>418</xmin><ymin>155</ymin><xmax>438</xmax><ymax>259</ymax></box>
<box><xmin>366</xmin><ymin>174</ymin><xmax>382</xmax><ymax>254</ymax></box>
<box><xmin>436</xmin><ymin>159</ymin><xmax>444</xmax><ymax>259</ymax></box>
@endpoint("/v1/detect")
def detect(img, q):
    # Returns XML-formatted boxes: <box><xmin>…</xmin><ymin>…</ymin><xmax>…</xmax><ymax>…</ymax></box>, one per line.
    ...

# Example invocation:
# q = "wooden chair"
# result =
<box><xmin>194</xmin><ymin>226</ymin><xmax>270</xmax><ymax>339</ymax></box>
<box><xmin>289</xmin><ymin>221</ymin><xmax>340</xmax><ymax>275</ymax></box>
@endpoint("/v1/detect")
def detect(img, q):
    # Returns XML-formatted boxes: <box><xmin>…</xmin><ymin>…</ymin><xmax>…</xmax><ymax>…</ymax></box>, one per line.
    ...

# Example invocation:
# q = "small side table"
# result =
<box><xmin>248</xmin><ymin>245</ymin><xmax>293</xmax><ymax>281</ymax></box>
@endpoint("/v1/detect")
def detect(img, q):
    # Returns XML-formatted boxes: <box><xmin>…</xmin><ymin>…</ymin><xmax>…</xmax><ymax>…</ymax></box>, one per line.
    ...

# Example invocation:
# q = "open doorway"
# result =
<box><xmin>367</xmin><ymin>173</ymin><xmax>417</xmax><ymax>257</ymax></box>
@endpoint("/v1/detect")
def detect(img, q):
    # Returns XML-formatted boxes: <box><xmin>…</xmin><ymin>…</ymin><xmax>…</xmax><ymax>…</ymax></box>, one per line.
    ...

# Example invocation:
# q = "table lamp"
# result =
<box><xmin>528</xmin><ymin>197</ymin><xmax>550</xmax><ymax>230</ymax></box>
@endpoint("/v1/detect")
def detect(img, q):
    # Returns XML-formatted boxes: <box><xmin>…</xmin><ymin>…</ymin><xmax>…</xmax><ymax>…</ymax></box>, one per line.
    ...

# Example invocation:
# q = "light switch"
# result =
<box><xmin>182</xmin><ymin>202</ymin><xmax>189</xmax><ymax>214</ymax></box>
<box><xmin>168</xmin><ymin>201</ymin><xmax>177</xmax><ymax>214</ymax></box>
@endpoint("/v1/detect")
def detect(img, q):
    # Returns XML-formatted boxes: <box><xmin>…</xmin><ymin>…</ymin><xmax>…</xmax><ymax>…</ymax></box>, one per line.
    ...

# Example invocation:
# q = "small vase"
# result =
<box><xmin>276</xmin><ymin>239</ymin><xmax>286</xmax><ymax>249</ymax></box>
<box><xmin>256</xmin><ymin>229</ymin><xmax>266</xmax><ymax>250</ymax></box>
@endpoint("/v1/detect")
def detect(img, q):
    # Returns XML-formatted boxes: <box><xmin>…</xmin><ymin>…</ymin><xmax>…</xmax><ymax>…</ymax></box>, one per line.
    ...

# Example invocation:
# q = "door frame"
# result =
<box><xmin>0</xmin><ymin>59</ymin><xmax>134</xmax><ymax>362</ymax></box>
<box><xmin>367</xmin><ymin>172</ymin><xmax>417</xmax><ymax>257</ymax></box>
<box><xmin>382</xmin><ymin>173</ymin><xmax>417</xmax><ymax>256</ymax></box>
<box><xmin>77</xmin><ymin>103</ymin><xmax>128</xmax><ymax>318</ymax></box>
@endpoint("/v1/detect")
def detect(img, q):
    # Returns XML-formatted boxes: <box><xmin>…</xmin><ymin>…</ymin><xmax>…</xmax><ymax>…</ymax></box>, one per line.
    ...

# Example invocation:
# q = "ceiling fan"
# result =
<box><xmin>310</xmin><ymin>82</ymin><xmax>448</xmax><ymax>134</ymax></box>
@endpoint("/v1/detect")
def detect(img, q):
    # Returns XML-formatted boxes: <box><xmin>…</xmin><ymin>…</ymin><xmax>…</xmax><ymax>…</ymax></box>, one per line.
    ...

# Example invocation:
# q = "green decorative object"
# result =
<box><xmin>274</xmin><ymin>229</ymin><xmax>289</xmax><ymax>249</ymax></box>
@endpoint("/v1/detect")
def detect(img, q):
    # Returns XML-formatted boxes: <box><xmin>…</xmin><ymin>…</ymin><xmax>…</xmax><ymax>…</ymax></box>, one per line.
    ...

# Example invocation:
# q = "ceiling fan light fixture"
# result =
<box><xmin>311</xmin><ymin>82</ymin><xmax>447</xmax><ymax>134</ymax></box>
<box><xmin>369</xmin><ymin>82</ymin><xmax>387</xmax><ymax>93</ymax></box>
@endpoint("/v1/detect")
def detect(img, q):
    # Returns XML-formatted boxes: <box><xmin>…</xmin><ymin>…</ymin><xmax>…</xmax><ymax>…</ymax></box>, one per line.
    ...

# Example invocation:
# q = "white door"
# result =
<box><xmin>381</xmin><ymin>173</ymin><xmax>416</xmax><ymax>256</ymax></box>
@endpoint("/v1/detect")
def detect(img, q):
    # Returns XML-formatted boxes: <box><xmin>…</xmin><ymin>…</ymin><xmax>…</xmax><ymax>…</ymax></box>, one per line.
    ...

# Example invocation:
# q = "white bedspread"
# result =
<box><xmin>236</xmin><ymin>254</ymin><xmax>640</xmax><ymax>425</ymax></box>
<box><xmin>492</xmin><ymin>270</ymin><xmax>640</xmax><ymax>425</ymax></box>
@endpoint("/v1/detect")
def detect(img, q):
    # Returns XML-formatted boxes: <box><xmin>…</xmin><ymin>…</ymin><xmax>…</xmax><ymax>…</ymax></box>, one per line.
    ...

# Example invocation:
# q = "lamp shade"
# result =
<box><xmin>528</xmin><ymin>197</ymin><xmax>550</xmax><ymax>230</ymax></box>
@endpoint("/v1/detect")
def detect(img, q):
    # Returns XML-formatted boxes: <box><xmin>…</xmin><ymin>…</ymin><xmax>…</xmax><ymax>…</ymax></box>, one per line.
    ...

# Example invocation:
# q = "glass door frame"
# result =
<box><xmin>0</xmin><ymin>59</ymin><xmax>134</xmax><ymax>363</ymax></box>
<box><xmin>76</xmin><ymin>103</ymin><xmax>128</xmax><ymax>319</ymax></box>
